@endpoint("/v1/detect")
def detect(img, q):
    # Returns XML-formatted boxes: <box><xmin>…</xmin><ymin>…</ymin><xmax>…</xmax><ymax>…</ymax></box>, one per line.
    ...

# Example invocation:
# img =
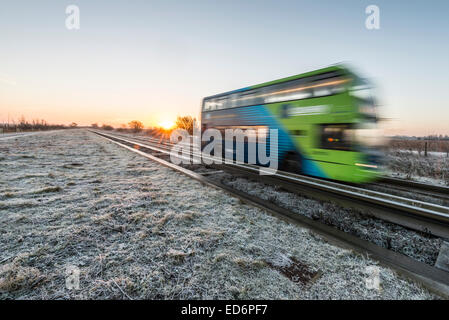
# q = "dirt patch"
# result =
<box><xmin>265</xmin><ymin>255</ymin><xmax>321</xmax><ymax>286</ymax></box>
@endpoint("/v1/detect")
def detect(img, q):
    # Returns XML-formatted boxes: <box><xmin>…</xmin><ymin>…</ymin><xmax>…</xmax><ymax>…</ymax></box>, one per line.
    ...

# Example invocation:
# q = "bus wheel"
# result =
<box><xmin>281</xmin><ymin>152</ymin><xmax>302</xmax><ymax>174</ymax></box>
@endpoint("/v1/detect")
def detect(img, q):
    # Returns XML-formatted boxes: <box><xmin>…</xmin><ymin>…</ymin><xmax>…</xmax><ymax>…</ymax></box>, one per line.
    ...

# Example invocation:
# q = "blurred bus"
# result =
<box><xmin>201</xmin><ymin>64</ymin><xmax>384</xmax><ymax>183</ymax></box>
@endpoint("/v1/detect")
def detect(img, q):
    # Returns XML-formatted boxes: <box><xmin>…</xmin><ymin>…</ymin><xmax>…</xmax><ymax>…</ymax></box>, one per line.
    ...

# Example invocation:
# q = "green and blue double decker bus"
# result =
<box><xmin>201</xmin><ymin>64</ymin><xmax>384</xmax><ymax>183</ymax></box>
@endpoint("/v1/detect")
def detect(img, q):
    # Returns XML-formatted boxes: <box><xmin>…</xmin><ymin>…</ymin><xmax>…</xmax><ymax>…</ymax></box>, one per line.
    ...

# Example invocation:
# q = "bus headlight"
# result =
<box><xmin>355</xmin><ymin>163</ymin><xmax>378</xmax><ymax>169</ymax></box>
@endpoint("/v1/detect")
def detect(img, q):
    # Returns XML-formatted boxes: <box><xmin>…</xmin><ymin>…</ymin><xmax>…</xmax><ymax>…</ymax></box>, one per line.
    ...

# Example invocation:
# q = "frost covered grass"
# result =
<box><xmin>385</xmin><ymin>149</ymin><xmax>449</xmax><ymax>186</ymax></box>
<box><xmin>0</xmin><ymin>130</ymin><xmax>439</xmax><ymax>299</ymax></box>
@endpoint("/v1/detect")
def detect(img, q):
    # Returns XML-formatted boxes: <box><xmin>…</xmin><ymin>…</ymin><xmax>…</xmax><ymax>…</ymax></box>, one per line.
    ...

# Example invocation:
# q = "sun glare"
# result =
<box><xmin>159</xmin><ymin>120</ymin><xmax>175</xmax><ymax>130</ymax></box>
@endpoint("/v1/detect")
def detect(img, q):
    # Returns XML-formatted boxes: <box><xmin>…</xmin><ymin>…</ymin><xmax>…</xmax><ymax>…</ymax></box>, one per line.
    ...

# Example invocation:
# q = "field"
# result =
<box><xmin>385</xmin><ymin>139</ymin><xmax>449</xmax><ymax>185</ymax></box>
<box><xmin>389</xmin><ymin>139</ymin><xmax>449</xmax><ymax>155</ymax></box>
<box><xmin>0</xmin><ymin>130</ymin><xmax>437</xmax><ymax>299</ymax></box>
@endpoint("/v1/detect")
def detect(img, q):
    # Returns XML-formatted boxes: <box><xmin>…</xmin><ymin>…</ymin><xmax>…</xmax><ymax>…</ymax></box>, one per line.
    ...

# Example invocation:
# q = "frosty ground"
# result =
<box><xmin>385</xmin><ymin>150</ymin><xmax>449</xmax><ymax>186</ymax></box>
<box><xmin>0</xmin><ymin>130</ymin><xmax>439</xmax><ymax>299</ymax></box>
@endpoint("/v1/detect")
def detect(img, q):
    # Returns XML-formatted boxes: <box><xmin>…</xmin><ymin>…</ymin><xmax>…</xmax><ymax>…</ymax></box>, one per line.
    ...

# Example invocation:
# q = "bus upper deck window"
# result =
<box><xmin>312</xmin><ymin>77</ymin><xmax>347</xmax><ymax>97</ymax></box>
<box><xmin>221</xmin><ymin>97</ymin><xmax>231</xmax><ymax>109</ymax></box>
<box><xmin>313</xmin><ymin>85</ymin><xmax>332</xmax><ymax>97</ymax></box>
<box><xmin>331</xmin><ymin>83</ymin><xmax>346</xmax><ymax>94</ymax></box>
<box><xmin>285</xmin><ymin>88</ymin><xmax>312</xmax><ymax>101</ymax></box>
<box><xmin>214</xmin><ymin>100</ymin><xmax>222</xmax><ymax>110</ymax></box>
<box><xmin>265</xmin><ymin>81</ymin><xmax>312</xmax><ymax>103</ymax></box>
<box><xmin>238</xmin><ymin>91</ymin><xmax>257</xmax><ymax>107</ymax></box>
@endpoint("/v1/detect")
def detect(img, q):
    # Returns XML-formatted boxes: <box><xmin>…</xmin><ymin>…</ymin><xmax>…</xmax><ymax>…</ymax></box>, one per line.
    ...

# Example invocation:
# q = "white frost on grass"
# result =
<box><xmin>0</xmin><ymin>130</ymin><xmax>439</xmax><ymax>299</ymax></box>
<box><xmin>385</xmin><ymin>150</ymin><xmax>449</xmax><ymax>186</ymax></box>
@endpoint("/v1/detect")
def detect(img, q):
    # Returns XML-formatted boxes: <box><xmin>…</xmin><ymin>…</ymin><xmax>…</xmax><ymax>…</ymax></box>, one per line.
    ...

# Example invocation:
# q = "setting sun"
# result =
<box><xmin>159</xmin><ymin>120</ymin><xmax>175</xmax><ymax>130</ymax></box>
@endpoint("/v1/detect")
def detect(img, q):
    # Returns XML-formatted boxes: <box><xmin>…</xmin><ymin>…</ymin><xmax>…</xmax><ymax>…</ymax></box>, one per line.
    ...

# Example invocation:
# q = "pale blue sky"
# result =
<box><xmin>0</xmin><ymin>0</ymin><xmax>448</xmax><ymax>135</ymax></box>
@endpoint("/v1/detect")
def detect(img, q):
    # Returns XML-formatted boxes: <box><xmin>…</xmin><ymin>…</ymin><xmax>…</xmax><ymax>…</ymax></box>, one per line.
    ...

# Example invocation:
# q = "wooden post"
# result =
<box><xmin>424</xmin><ymin>141</ymin><xmax>428</xmax><ymax>157</ymax></box>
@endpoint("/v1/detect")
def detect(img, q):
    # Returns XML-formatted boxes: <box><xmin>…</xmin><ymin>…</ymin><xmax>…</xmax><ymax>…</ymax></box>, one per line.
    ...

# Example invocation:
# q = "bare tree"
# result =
<box><xmin>416</xmin><ymin>141</ymin><xmax>423</xmax><ymax>156</ymax></box>
<box><xmin>175</xmin><ymin>116</ymin><xmax>196</xmax><ymax>135</ymax></box>
<box><xmin>102</xmin><ymin>124</ymin><xmax>114</xmax><ymax>130</ymax></box>
<box><xmin>128</xmin><ymin>120</ymin><xmax>144</xmax><ymax>133</ymax></box>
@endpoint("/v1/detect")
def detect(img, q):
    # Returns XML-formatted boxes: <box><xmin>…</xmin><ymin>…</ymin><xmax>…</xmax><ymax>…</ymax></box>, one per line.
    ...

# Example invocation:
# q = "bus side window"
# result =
<box><xmin>313</xmin><ymin>84</ymin><xmax>332</xmax><ymax>97</ymax></box>
<box><xmin>252</xmin><ymin>89</ymin><xmax>265</xmax><ymax>105</ymax></box>
<box><xmin>203</xmin><ymin>101</ymin><xmax>210</xmax><ymax>111</ymax></box>
<box><xmin>210</xmin><ymin>100</ymin><xmax>217</xmax><ymax>111</ymax></box>
<box><xmin>264</xmin><ymin>79</ymin><xmax>313</xmax><ymax>104</ymax></box>
<box><xmin>331</xmin><ymin>82</ymin><xmax>346</xmax><ymax>94</ymax></box>
<box><xmin>238</xmin><ymin>91</ymin><xmax>256</xmax><ymax>107</ymax></box>
<box><xmin>312</xmin><ymin>78</ymin><xmax>347</xmax><ymax>97</ymax></box>
<box><xmin>228</xmin><ymin>93</ymin><xmax>238</xmax><ymax>108</ymax></box>
<box><xmin>291</xmin><ymin>130</ymin><xmax>307</xmax><ymax>136</ymax></box>
<box><xmin>221</xmin><ymin>96</ymin><xmax>230</xmax><ymax>109</ymax></box>
<box><xmin>214</xmin><ymin>98</ymin><xmax>222</xmax><ymax>110</ymax></box>
<box><xmin>320</xmin><ymin>124</ymin><xmax>352</xmax><ymax>151</ymax></box>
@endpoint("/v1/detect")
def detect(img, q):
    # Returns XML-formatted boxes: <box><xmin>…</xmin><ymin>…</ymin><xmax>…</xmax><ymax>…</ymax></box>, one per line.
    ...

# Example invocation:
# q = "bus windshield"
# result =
<box><xmin>350</xmin><ymin>77</ymin><xmax>377</xmax><ymax>119</ymax></box>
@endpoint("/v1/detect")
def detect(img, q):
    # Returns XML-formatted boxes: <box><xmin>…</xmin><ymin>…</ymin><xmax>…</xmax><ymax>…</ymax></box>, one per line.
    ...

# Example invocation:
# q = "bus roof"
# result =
<box><xmin>203</xmin><ymin>64</ymin><xmax>350</xmax><ymax>101</ymax></box>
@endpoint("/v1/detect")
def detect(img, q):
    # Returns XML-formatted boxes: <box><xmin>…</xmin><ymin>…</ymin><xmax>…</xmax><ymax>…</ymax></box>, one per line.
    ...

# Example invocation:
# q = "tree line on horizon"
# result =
<box><xmin>392</xmin><ymin>134</ymin><xmax>449</xmax><ymax>141</ymax></box>
<box><xmin>0</xmin><ymin>116</ymin><xmax>69</xmax><ymax>133</ymax></box>
<box><xmin>94</xmin><ymin>115</ymin><xmax>197</xmax><ymax>135</ymax></box>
